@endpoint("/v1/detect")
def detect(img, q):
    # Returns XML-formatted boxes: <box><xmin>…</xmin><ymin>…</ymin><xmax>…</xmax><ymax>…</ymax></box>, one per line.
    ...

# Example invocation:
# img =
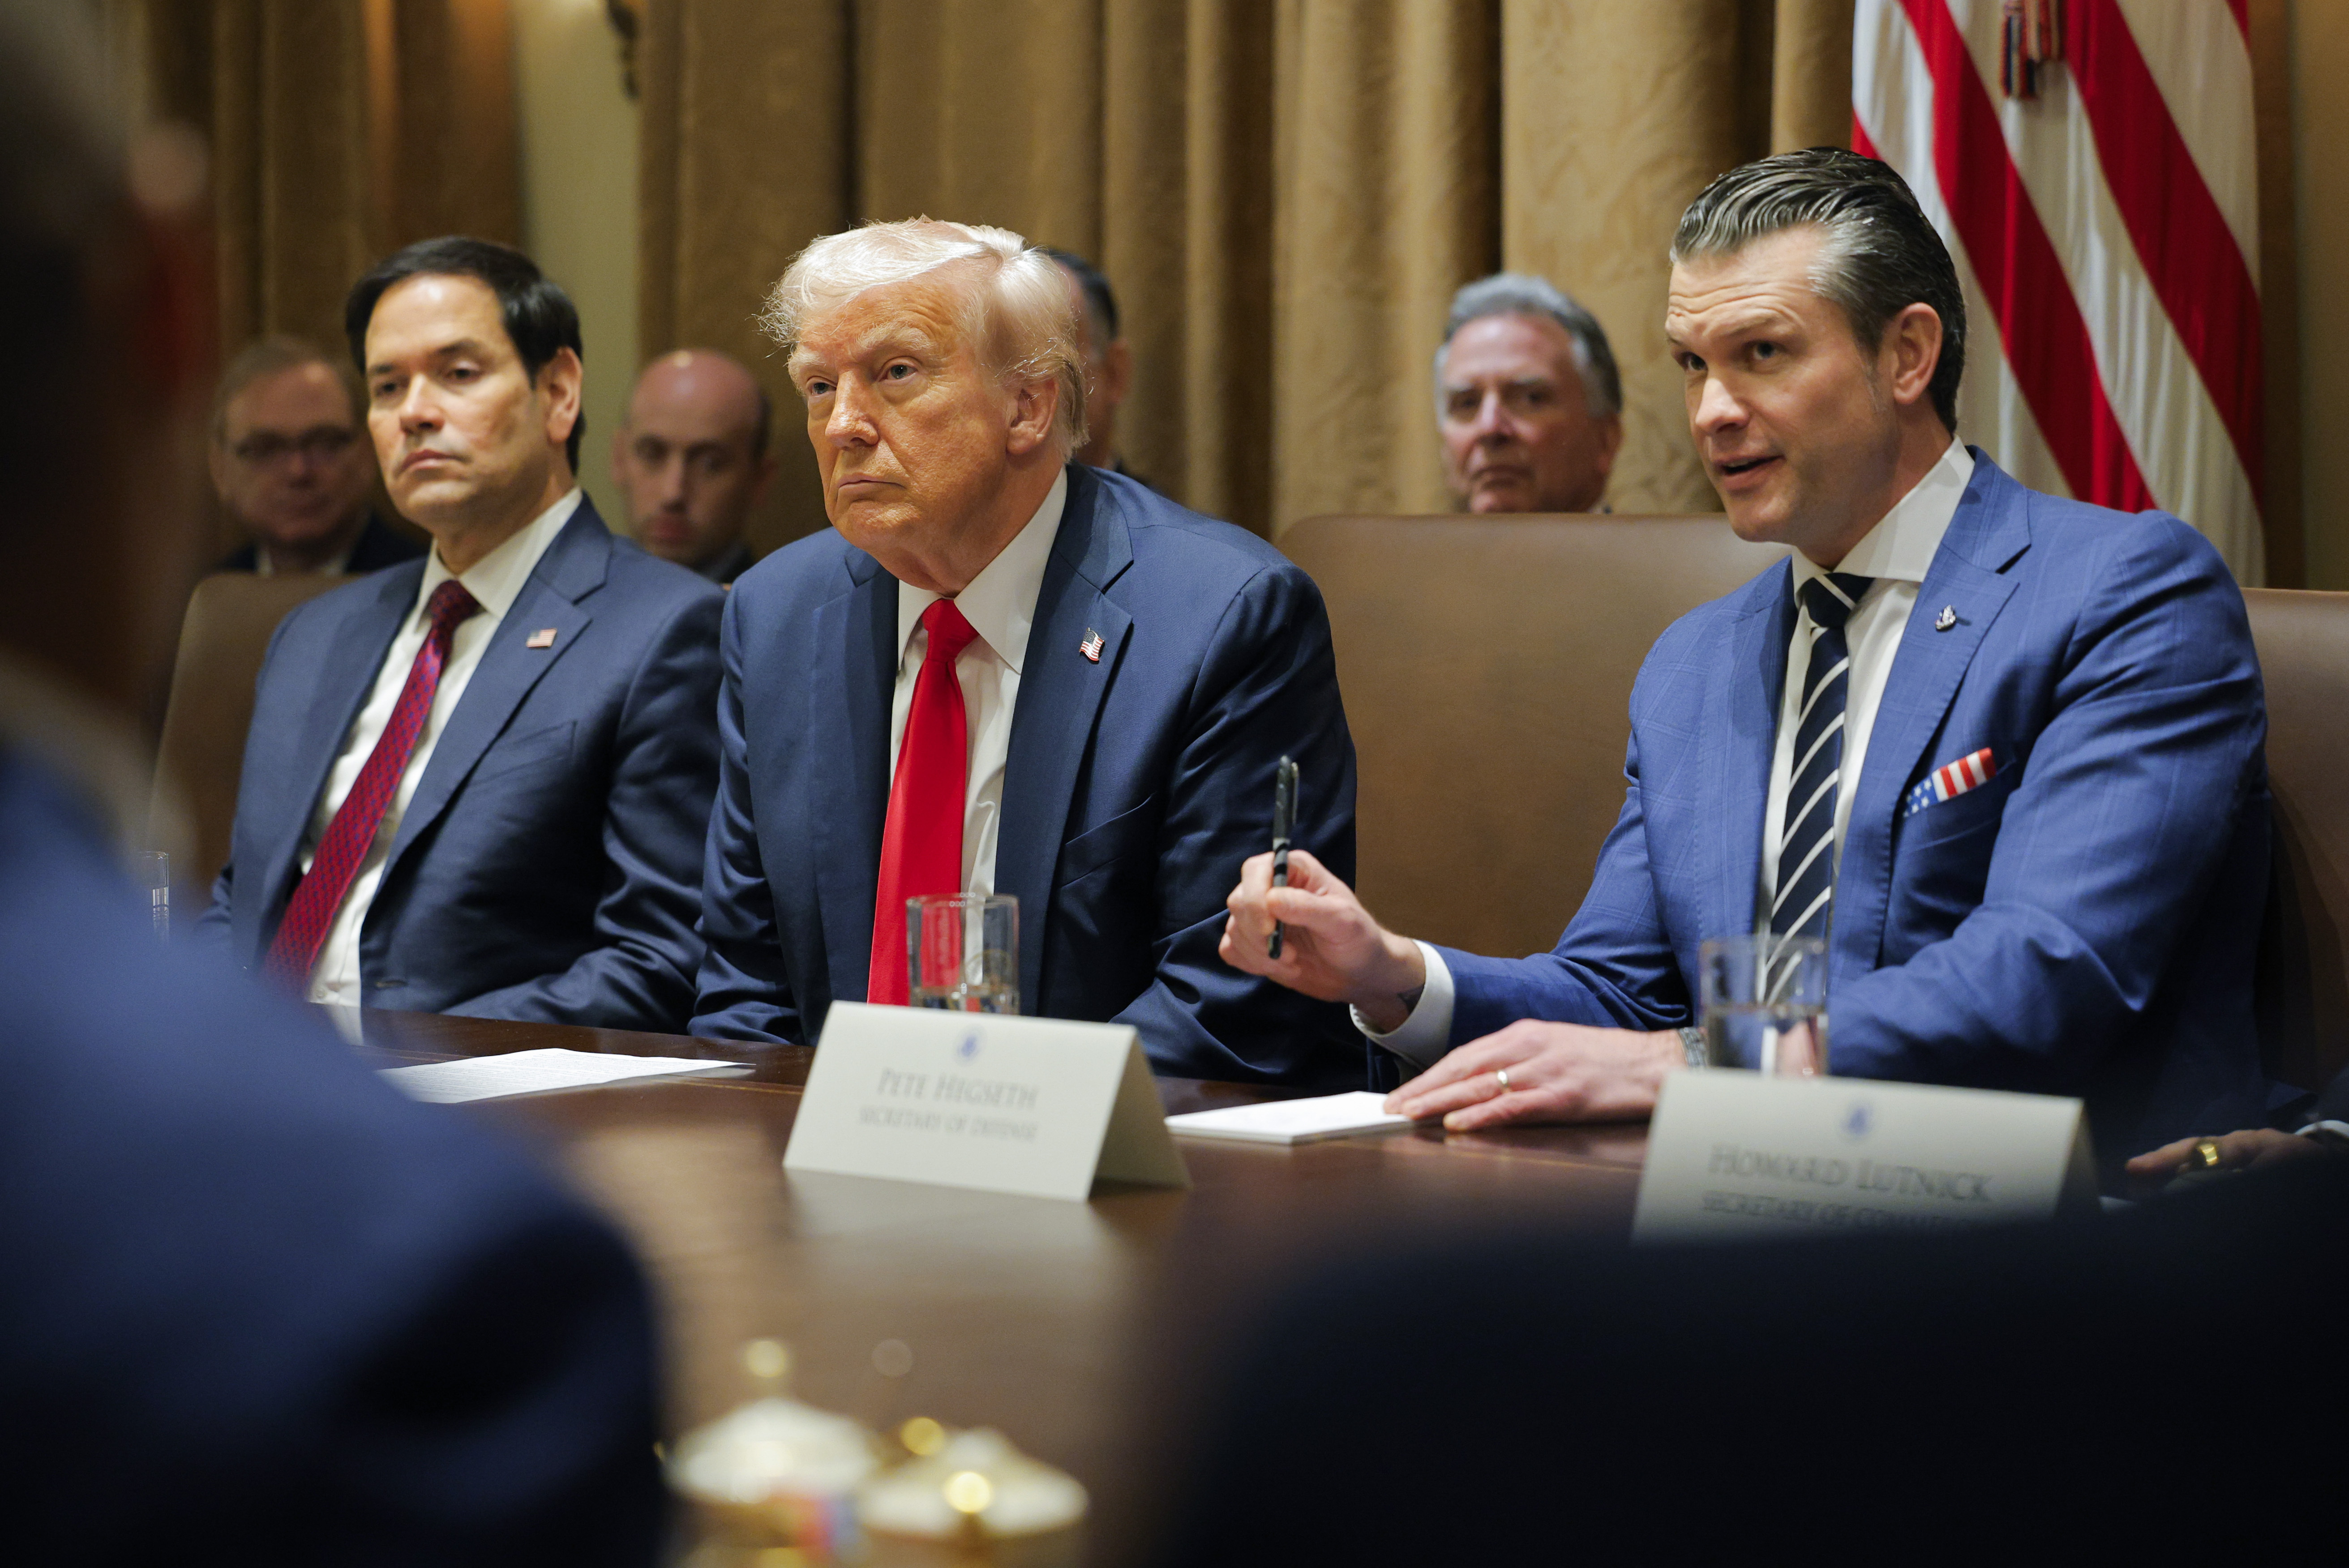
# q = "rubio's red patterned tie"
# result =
<box><xmin>265</xmin><ymin>578</ymin><xmax>481</xmax><ymax>990</ymax></box>
<box><xmin>866</xmin><ymin>598</ymin><xmax>980</xmax><ymax>1005</ymax></box>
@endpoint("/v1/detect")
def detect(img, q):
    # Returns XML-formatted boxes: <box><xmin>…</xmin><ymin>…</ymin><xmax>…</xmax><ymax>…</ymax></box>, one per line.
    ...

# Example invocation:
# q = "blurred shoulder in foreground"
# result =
<box><xmin>0</xmin><ymin>4</ymin><xmax>661</xmax><ymax>1559</ymax></box>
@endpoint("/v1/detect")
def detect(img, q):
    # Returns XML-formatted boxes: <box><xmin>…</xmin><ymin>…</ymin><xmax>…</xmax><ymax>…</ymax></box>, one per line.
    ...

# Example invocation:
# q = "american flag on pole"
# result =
<box><xmin>1853</xmin><ymin>0</ymin><xmax>2264</xmax><ymax>583</ymax></box>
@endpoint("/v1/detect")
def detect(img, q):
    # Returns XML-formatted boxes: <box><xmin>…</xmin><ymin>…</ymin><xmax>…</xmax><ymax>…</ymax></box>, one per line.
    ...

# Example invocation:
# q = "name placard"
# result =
<box><xmin>1633</xmin><ymin>1072</ymin><xmax>2095</xmax><ymax>1243</ymax></box>
<box><xmin>783</xmin><ymin>1002</ymin><xmax>1190</xmax><ymax>1201</ymax></box>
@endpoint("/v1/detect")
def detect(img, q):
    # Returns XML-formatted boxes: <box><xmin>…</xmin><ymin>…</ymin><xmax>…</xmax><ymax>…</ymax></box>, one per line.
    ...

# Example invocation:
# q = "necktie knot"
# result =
<box><xmin>424</xmin><ymin>578</ymin><xmax>481</xmax><ymax>639</ymax></box>
<box><xmin>1799</xmin><ymin>572</ymin><xmax>1873</xmax><ymax>633</ymax></box>
<box><xmin>922</xmin><ymin>598</ymin><xmax>980</xmax><ymax>666</ymax></box>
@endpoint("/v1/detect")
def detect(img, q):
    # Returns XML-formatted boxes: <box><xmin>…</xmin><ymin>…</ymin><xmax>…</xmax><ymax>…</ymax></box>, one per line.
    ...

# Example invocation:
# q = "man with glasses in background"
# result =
<box><xmin>209</xmin><ymin>337</ymin><xmax>424</xmax><ymax>576</ymax></box>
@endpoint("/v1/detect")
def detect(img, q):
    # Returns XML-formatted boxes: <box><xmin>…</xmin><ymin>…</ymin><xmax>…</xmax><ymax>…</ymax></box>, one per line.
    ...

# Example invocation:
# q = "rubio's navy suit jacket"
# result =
<box><xmin>197</xmin><ymin>497</ymin><xmax>723</xmax><ymax>1031</ymax></box>
<box><xmin>1435</xmin><ymin>455</ymin><xmax>2272</xmax><ymax>1159</ymax></box>
<box><xmin>0</xmin><ymin>748</ymin><xmax>660</xmax><ymax>1561</ymax></box>
<box><xmin>690</xmin><ymin>464</ymin><xmax>1365</xmax><ymax>1088</ymax></box>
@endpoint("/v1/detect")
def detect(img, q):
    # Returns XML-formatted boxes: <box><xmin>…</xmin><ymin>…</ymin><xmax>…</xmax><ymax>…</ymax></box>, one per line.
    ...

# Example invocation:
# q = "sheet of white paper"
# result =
<box><xmin>1165</xmin><ymin>1090</ymin><xmax>1410</xmax><ymax>1145</ymax></box>
<box><xmin>381</xmin><ymin>1048</ymin><xmax>751</xmax><ymax>1105</ymax></box>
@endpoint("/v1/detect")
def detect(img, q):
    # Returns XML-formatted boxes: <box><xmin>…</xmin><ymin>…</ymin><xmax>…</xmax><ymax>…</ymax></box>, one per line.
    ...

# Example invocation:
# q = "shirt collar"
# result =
<box><xmin>416</xmin><ymin>486</ymin><xmax>583</xmax><ymax>624</ymax></box>
<box><xmin>1791</xmin><ymin>437</ymin><xmax>1973</xmax><ymax>594</ymax></box>
<box><xmin>895</xmin><ymin>467</ymin><xmax>1069</xmax><ymax>676</ymax></box>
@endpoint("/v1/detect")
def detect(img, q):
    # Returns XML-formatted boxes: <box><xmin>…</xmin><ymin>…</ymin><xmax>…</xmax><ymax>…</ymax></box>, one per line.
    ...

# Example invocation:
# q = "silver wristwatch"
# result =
<box><xmin>1677</xmin><ymin>1025</ymin><xmax>1710</xmax><ymax>1070</ymax></box>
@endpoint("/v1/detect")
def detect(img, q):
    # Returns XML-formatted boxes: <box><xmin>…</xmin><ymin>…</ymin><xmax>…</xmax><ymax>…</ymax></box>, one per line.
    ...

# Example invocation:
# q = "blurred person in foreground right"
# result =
<box><xmin>0</xmin><ymin>6</ymin><xmax>663</xmax><ymax>1562</ymax></box>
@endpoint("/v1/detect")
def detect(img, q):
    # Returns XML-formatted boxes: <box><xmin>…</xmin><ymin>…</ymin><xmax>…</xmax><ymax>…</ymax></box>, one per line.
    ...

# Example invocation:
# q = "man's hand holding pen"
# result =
<box><xmin>1222</xmin><ymin>853</ymin><xmax>1685</xmax><ymax>1130</ymax></box>
<box><xmin>1220</xmin><ymin>848</ymin><xmax>1427</xmax><ymax>1033</ymax></box>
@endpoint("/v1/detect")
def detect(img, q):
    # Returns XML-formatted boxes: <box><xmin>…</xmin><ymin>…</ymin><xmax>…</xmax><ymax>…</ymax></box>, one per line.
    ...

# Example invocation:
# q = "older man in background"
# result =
<box><xmin>210</xmin><ymin>336</ymin><xmax>424</xmax><ymax>575</ymax></box>
<box><xmin>693</xmin><ymin>218</ymin><xmax>1362</xmax><ymax>1087</ymax></box>
<box><xmin>611</xmin><ymin>348</ymin><xmax>777</xmax><ymax>584</ymax></box>
<box><xmin>1436</xmin><ymin>273</ymin><xmax>1624</xmax><ymax>514</ymax></box>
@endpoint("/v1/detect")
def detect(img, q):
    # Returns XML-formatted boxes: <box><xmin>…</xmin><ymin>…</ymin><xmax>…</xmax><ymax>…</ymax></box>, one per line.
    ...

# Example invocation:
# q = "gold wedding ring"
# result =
<box><xmin>1495</xmin><ymin>1068</ymin><xmax>1512</xmax><ymax>1094</ymax></box>
<box><xmin>2191</xmin><ymin>1138</ymin><xmax>2225</xmax><ymax>1171</ymax></box>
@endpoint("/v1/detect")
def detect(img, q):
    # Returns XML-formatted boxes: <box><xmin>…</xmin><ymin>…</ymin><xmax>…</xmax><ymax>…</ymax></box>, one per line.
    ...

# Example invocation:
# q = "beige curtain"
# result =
<box><xmin>105</xmin><ymin>0</ymin><xmax>519</xmax><ymax>555</ymax></box>
<box><xmin>638</xmin><ymin>0</ymin><xmax>1862</xmax><ymax>550</ymax></box>
<box><xmin>109</xmin><ymin>0</ymin><xmax>517</xmax><ymax>358</ymax></box>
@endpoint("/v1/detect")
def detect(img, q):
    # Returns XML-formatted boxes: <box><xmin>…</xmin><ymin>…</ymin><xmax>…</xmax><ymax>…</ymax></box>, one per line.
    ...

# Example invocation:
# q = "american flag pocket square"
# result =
<box><xmin>1903</xmin><ymin>746</ymin><xmax>1998</xmax><ymax>819</ymax></box>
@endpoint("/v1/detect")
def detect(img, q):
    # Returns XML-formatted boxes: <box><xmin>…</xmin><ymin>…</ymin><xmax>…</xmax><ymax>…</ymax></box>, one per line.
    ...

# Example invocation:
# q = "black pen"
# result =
<box><xmin>1268</xmin><ymin>755</ymin><xmax>1297</xmax><ymax>959</ymax></box>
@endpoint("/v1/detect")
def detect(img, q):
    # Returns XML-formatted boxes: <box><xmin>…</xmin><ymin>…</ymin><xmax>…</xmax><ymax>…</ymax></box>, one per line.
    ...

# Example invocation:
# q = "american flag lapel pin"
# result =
<box><xmin>1079</xmin><ymin>628</ymin><xmax>1104</xmax><ymax>663</ymax></box>
<box><xmin>527</xmin><ymin>627</ymin><xmax>558</xmax><ymax>649</ymax></box>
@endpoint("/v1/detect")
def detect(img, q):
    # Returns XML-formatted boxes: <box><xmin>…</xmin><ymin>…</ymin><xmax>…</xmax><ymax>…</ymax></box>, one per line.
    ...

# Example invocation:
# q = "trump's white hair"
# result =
<box><xmin>759</xmin><ymin>217</ymin><xmax>1088</xmax><ymax>458</ymax></box>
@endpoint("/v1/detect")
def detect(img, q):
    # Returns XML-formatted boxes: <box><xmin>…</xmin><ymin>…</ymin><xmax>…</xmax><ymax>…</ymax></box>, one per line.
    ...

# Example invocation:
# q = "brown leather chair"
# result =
<box><xmin>2245</xmin><ymin>588</ymin><xmax>2349</xmax><ymax>1097</ymax></box>
<box><xmin>150</xmin><ymin>571</ymin><xmax>348</xmax><ymax>903</ymax></box>
<box><xmin>1282</xmin><ymin>514</ymin><xmax>1788</xmax><ymax>960</ymax></box>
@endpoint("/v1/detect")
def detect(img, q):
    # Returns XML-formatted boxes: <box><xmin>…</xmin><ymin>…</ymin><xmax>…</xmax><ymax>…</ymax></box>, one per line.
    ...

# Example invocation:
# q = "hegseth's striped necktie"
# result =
<box><xmin>1767</xmin><ymin>571</ymin><xmax>1874</xmax><ymax>985</ymax></box>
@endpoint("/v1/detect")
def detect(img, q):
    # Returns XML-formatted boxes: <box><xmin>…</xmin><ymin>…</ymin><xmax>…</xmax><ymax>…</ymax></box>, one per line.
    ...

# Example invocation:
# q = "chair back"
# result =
<box><xmin>151</xmin><ymin>572</ymin><xmax>348</xmax><ymax>899</ymax></box>
<box><xmin>2244</xmin><ymin>588</ymin><xmax>2349</xmax><ymax>1096</ymax></box>
<box><xmin>1283</xmin><ymin>514</ymin><xmax>1787</xmax><ymax>959</ymax></box>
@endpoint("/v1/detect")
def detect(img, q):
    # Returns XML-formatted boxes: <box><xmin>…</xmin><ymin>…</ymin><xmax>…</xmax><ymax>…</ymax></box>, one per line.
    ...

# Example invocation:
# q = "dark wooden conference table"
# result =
<box><xmin>355</xmin><ymin>1011</ymin><xmax>1649</xmax><ymax>1552</ymax></box>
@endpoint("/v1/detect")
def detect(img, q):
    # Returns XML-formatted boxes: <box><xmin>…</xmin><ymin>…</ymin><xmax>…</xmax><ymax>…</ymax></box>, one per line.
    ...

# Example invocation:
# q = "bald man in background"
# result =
<box><xmin>611</xmin><ymin>349</ymin><xmax>777</xmax><ymax>584</ymax></box>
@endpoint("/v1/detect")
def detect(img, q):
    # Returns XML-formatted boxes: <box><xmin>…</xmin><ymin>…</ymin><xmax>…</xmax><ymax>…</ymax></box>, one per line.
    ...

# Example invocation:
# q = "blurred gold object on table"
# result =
<box><xmin>668</xmin><ymin>1340</ymin><xmax>883</xmax><ymax>1563</ymax></box>
<box><xmin>857</xmin><ymin>1427</ymin><xmax>1087</xmax><ymax>1567</ymax></box>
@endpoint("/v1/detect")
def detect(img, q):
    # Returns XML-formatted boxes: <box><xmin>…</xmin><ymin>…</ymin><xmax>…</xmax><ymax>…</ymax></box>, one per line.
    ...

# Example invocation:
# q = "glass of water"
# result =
<box><xmin>1698</xmin><ymin>933</ymin><xmax>1828</xmax><ymax>1075</ymax></box>
<box><xmin>907</xmin><ymin>894</ymin><xmax>1019</xmax><ymax>1014</ymax></box>
<box><xmin>134</xmin><ymin>850</ymin><xmax>170</xmax><ymax>944</ymax></box>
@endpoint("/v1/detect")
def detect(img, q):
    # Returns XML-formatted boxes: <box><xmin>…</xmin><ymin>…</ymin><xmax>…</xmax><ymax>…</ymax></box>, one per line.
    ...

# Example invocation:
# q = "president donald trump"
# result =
<box><xmin>691</xmin><ymin>219</ymin><xmax>1361</xmax><ymax>1087</ymax></box>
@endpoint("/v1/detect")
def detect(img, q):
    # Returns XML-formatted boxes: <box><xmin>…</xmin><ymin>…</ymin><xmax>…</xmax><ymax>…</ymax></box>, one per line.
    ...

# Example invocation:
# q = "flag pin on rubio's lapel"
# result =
<box><xmin>1079</xmin><ymin>628</ymin><xmax>1104</xmax><ymax>663</ymax></box>
<box><xmin>527</xmin><ymin>627</ymin><xmax>558</xmax><ymax>649</ymax></box>
<box><xmin>1933</xmin><ymin>606</ymin><xmax>1956</xmax><ymax>632</ymax></box>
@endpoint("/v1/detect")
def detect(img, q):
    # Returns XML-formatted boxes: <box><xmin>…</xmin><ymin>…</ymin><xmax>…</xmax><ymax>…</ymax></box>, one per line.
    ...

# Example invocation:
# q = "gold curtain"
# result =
<box><xmin>105</xmin><ymin>0</ymin><xmax>519</xmax><ymax>554</ymax></box>
<box><xmin>109</xmin><ymin>0</ymin><xmax>517</xmax><ymax>358</ymax></box>
<box><xmin>638</xmin><ymin>0</ymin><xmax>1859</xmax><ymax>550</ymax></box>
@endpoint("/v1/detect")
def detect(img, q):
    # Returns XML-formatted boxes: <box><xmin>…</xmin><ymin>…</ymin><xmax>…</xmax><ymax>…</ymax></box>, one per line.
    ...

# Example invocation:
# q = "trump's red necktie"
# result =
<box><xmin>264</xmin><ymin>578</ymin><xmax>480</xmax><ymax>990</ymax></box>
<box><xmin>868</xmin><ymin>599</ymin><xmax>980</xmax><ymax>1004</ymax></box>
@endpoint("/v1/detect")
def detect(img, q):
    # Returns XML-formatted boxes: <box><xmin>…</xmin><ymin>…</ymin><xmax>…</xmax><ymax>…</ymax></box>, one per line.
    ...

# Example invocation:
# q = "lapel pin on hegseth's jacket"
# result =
<box><xmin>1933</xmin><ymin>606</ymin><xmax>1957</xmax><ymax>632</ymax></box>
<box><xmin>1079</xmin><ymin>629</ymin><xmax>1104</xmax><ymax>663</ymax></box>
<box><xmin>527</xmin><ymin>627</ymin><xmax>559</xmax><ymax>649</ymax></box>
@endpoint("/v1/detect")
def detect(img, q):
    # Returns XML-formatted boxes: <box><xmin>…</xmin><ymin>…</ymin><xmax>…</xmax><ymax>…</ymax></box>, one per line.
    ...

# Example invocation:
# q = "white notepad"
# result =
<box><xmin>1164</xmin><ymin>1090</ymin><xmax>1411</xmax><ymax>1145</ymax></box>
<box><xmin>381</xmin><ymin>1048</ymin><xmax>752</xmax><ymax>1105</ymax></box>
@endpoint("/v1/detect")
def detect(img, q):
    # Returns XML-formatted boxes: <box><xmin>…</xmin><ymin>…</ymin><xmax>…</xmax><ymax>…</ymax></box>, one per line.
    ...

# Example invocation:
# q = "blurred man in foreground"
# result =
<box><xmin>0</xmin><ymin>6</ymin><xmax>660</xmax><ymax>1559</ymax></box>
<box><xmin>693</xmin><ymin>219</ymin><xmax>1362</xmax><ymax>1086</ymax></box>
<box><xmin>210</xmin><ymin>336</ymin><xmax>424</xmax><ymax>575</ymax></box>
<box><xmin>198</xmin><ymin>237</ymin><xmax>723</xmax><ymax>1029</ymax></box>
<box><xmin>1435</xmin><ymin>273</ymin><xmax>1623</xmax><ymax>514</ymax></box>
<box><xmin>611</xmin><ymin>347</ymin><xmax>777</xmax><ymax>583</ymax></box>
<box><xmin>1226</xmin><ymin>150</ymin><xmax>2271</xmax><ymax>1161</ymax></box>
<box><xmin>1152</xmin><ymin>1156</ymin><xmax>2347</xmax><ymax>1563</ymax></box>
<box><xmin>1044</xmin><ymin>247</ymin><xmax>1137</xmax><ymax>478</ymax></box>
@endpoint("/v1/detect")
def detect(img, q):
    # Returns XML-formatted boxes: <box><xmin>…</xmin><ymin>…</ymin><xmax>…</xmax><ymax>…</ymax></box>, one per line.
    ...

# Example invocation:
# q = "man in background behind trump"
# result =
<box><xmin>1436</xmin><ymin>273</ymin><xmax>1624</xmax><ymax>514</ymax></box>
<box><xmin>692</xmin><ymin>218</ymin><xmax>1363</xmax><ymax>1087</ymax></box>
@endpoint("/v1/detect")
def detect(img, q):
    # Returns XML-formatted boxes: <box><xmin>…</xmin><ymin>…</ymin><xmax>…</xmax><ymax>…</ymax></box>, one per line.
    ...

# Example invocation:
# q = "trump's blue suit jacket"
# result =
<box><xmin>0</xmin><ymin>748</ymin><xmax>660</xmax><ymax>1561</ymax></box>
<box><xmin>197</xmin><ymin>498</ymin><xmax>723</xmax><ymax>1031</ymax></box>
<box><xmin>691</xmin><ymin>464</ymin><xmax>1365</xmax><ymax>1088</ymax></box>
<box><xmin>1439</xmin><ymin>454</ymin><xmax>2270</xmax><ymax>1157</ymax></box>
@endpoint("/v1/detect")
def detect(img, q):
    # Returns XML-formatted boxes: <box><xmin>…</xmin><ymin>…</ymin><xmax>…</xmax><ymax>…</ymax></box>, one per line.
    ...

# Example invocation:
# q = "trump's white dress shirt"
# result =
<box><xmin>300</xmin><ymin>488</ymin><xmax>581</xmax><ymax>1005</ymax></box>
<box><xmin>887</xmin><ymin>469</ymin><xmax>1068</xmax><ymax>896</ymax></box>
<box><xmin>1364</xmin><ymin>439</ymin><xmax>1976</xmax><ymax>1069</ymax></box>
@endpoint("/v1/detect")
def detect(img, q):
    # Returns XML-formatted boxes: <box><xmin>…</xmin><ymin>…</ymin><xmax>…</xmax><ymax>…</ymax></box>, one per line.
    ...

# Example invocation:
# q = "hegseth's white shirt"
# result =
<box><xmin>1364</xmin><ymin>440</ymin><xmax>1975</xmax><ymax>1070</ymax></box>
<box><xmin>888</xmin><ymin>469</ymin><xmax>1068</xmax><ymax>896</ymax></box>
<box><xmin>300</xmin><ymin>488</ymin><xmax>582</xmax><ymax>1005</ymax></box>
